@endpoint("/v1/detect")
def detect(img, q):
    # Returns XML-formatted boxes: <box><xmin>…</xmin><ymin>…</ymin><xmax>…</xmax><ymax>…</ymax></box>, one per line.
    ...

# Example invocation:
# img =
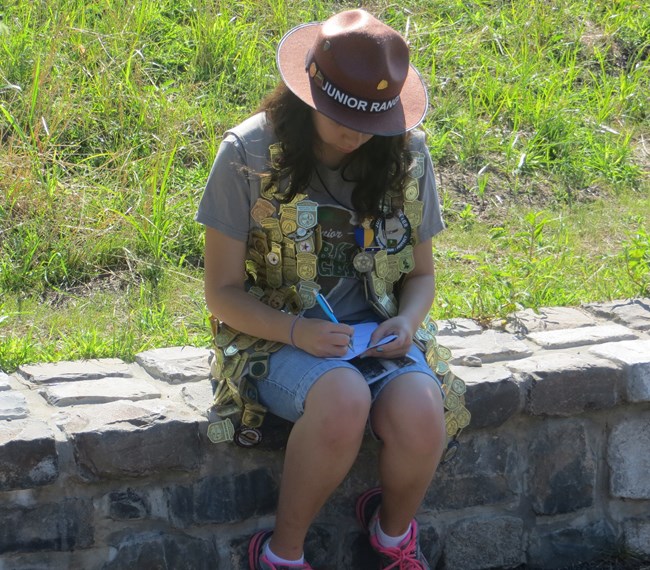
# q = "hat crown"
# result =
<box><xmin>310</xmin><ymin>10</ymin><xmax>409</xmax><ymax>102</ymax></box>
<box><xmin>276</xmin><ymin>8</ymin><xmax>427</xmax><ymax>135</ymax></box>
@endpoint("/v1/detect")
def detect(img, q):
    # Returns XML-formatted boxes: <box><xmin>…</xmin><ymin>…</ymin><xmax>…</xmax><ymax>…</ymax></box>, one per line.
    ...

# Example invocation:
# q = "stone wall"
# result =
<box><xmin>1</xmin><ymin>298</ymin><xmax>649</xmax><ymax>570</ymax></box>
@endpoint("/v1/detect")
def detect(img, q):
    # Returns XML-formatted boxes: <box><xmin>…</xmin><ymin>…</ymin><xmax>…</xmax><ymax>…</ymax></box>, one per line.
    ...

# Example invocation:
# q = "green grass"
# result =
<box><xmin>1</xmin><ymin>0</ymin><xmax>649</xmax><ymax>371</ymax></box>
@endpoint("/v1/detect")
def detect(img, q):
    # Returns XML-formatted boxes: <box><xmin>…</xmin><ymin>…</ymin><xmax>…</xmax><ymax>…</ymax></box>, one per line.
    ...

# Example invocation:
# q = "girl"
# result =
<box><xmin>197</xmin><ymin>9</ymin><xmax>467</xmax><ymax>569</ymax></box>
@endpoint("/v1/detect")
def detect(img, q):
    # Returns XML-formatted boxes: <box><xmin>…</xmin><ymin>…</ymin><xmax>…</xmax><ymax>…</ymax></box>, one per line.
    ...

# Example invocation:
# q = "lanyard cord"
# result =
<box><xmin>312</xmin><ymin>166</ymin><xmax>351</xmax><ymax>210</ymax></box>
<box><xmin>313</xmin><ymin>165</ymin><xmax>389</xmax><ymax>221</ymax></box>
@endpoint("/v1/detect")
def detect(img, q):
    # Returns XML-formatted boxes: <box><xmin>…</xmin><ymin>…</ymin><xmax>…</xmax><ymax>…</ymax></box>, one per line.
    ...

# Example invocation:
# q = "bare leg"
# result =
<box><xmin>269</xmin><ymin>368</ymin><xmax>371</xmax><ymax>560</ymax></box>
<box><xmin>370</xmin><ymin>372</ymin><xmax>446</xmax><ymax>536</ymax></box>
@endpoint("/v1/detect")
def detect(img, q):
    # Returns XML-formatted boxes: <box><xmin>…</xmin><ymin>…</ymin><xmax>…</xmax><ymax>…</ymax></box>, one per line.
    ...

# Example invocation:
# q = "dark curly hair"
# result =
<box><xmin>256</xmin><ymin>83</ymin><xmax>412</xmax><ymax>220</ymax></box>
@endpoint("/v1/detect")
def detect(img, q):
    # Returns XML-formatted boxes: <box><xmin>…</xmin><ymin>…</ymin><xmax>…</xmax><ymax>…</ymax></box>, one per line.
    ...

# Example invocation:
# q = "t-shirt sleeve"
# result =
<box><xmin>411</xmin><ymin>131</ymin><xmax>445</xmax><ymax>242</ymax></box>
<box><xmin>195</xmin><ymin>133</ymin><xmax>251</xmax><ymax>243</ymax></box>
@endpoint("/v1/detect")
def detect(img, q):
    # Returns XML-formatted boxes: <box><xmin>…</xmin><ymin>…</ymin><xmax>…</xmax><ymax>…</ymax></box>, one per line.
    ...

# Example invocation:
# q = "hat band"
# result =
<box><xmin>307</xmin><ymin>60</ymin><xmax>400</xmax><ymax>115</ymax></box>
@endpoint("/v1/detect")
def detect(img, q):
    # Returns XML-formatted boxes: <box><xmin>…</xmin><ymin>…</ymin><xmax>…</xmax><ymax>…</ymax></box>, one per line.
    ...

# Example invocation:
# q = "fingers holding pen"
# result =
<box><xmin>292</xmin><ymin>317</ymin><xmax>353</xmax><ymax>357</ymax></box>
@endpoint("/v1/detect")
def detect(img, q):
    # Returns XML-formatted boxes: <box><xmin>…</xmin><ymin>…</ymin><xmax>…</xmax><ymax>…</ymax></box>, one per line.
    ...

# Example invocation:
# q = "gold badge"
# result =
<box><xmin>456</xmin><ymin>407</ymin><xmax>471</xmax><ymax>429</ymax></box>
<box><xmin>370</xmin><ymin>272</ymin><xmax>386</xmax><ymax>297</ymax></box>
<box><xmin>281</xmin><ymin>218</ymin><xmax>298</xmax><ymax>236</ymax></box>
<box><xmin>248</xmin><ymin>352</ymin><xmax>270</xmax><ymax>379</ymax></box>
<box><xmin>398</xmin><ymin>245</ymin><xmax>415</xmax><ymax>274</ymax></box>
<box><xmin>353</xmin><ymin>251</ymin><xmax>374</xmax><ymax>273</ymax></box>
<box><xmin>250</xmin><ymin>228</ymin><xmax>269</xmax><ymax>255</ymax></box>
<box><xmin>404</xmin><ymin>201</ymin><xmax>423</xmax><ymax>227</ymax></box>
<box><xmin>386</xmin><ymin>256</ymin><xmax>400</xmax><ymax>283</ymax></box>
<box><xmin>378</xmin><ymin>294</ymin><xmax>398</xmax><ymax>317</ymax></box>
<box><xmin>252</xmin><ymin>198</ymin><xmax>277</xmax><ymax>224</ymax></box>
<box><xmin>215</xmin><ymin>323</ymin><xmax>238</xmax><ymax>348</ymax></box>
<box><xmin>248</xmin><ymin>286</ymin><xmax>264</xmax><ymax>300</ymax></box>
<box><xmin>298</xmin><ymin>281</ymin><xmax>320</xmax><ymax>309</ymax></box>
<box><xmin>445</xmin><ymin>415</ymin><xmax>460</xmax><ymax>437</ymax></box>
<box><xmin>261</xmin><ymin>184</ymin><xmax>280</xmax><ymax>201</ymax></box>
<box><xmin>262</xmin><ymin>217</ymin><xmax>283</xmax><ymax>243</ymax></box>
<box><xmin>404</xmin><ymin>177</ymin><xmax>419</xmax><ymax>202</ymax></box>
<box><xmin>283</xmin><ymin>258</ymin><xmax>299</xmax><ymax>284</ymax></box>
<box><xmin>266</xmin><ymin>289</ymin><xmax>285</xmax><ymax>310</ymax></box>
<box><xmin>211</xmin><ymin>349</ymin><xmax>225</xmax><ymax>378</ymax></box>
<box><xmin>284</xmin><ymin>287</ymin><xmax>303</xmax><ymax>313</ymax></box>
<box><xmin>221</xmin><ymin>353</ymin><xmax>241</xmax><ymax>378</ymax></box>
<box><xmin>207</xmin><ymin>419</ymin><xmax>235</xmax><ymax>443</ymax></box>
<box><xmin>296</xmin><ymin>252</ymin><xmax>318</xmax><ymax>281</ymax></box>
<box><xmin>410</xmin><ymin>152</ymin><xmax>425</xmax><ymax>179</ymax></box>
<box><xmin>445</xmin><ymin>392</ymin><xmax>461</xmax><ymax>412</ymax></box>
<box><xmin>269</xmin><ymin>142</ymin><xmax>283</xmax><ymax>169</ymax></box>
<box><xmin>296</xmin><ymin>200</ymin><xmax>318</xmax><ymax>229</ymax></box>
<box><xmin>374</xmin><ymin>250</ymin><xmax>388</xmax><ymax>278</ymax></box>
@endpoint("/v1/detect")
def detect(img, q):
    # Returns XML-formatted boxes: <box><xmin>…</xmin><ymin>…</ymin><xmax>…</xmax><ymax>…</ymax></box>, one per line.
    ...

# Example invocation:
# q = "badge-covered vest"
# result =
<box><xmin>207</xmin><ymin>139</ymin><xmax>469</xmax><ymax>461</ymax></box>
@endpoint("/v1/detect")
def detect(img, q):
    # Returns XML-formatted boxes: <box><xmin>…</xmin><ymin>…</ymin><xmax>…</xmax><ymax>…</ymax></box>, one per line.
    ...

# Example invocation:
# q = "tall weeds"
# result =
<box><xmin>0</xmin><ymin>0</ymin><xmax>648</xmax><ymax>369</ymax></box>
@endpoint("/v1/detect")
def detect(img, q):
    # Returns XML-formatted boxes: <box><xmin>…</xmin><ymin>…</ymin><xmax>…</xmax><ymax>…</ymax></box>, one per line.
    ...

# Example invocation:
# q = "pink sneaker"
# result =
<box><xmin>356</xmin><ymin>488</ymin><xmax>430</xmax><ymax>570</ymax></box>
<box><xmin>248</xmin><ymin>530</ymin><xmax>314</xmax><ymax>570</ymax></box>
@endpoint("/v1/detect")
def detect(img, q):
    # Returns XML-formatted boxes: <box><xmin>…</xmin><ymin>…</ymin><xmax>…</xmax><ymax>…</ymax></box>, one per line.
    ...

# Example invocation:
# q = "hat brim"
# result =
<box><xmin>277</xmin><ymin>22</ymin><xmax>428</xmax><ymax>137</ymax></box>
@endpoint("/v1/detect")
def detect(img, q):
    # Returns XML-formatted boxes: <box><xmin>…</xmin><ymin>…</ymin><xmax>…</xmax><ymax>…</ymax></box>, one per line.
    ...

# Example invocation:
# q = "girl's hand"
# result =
<box><xmin>364</xmin><ymin>316</ymin><xmax>414</xmax><ymax>359</ymax></box>
<box><xmin>293</xmin><ymin>318</ymin><xmax>354</xmax><ymax>358</ymax></box>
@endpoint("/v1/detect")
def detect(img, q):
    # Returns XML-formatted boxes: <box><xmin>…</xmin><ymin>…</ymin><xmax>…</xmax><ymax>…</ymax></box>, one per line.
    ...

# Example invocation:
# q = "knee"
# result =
<box><xmin>305</xmin><ymin>372</ymin><xmax>371</xmax><ymax>447</ymax></box>
<box><xmin>374</xmin><ymin>386</ymin><xmax>446</xmax><ymax>457</ymax></box>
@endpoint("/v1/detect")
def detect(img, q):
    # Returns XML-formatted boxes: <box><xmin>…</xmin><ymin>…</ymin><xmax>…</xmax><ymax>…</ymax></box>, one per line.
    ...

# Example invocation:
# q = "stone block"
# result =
<box><xmin>0</xmin><ymin>548</ymin><xmax>114</xmax><ymax>570</ymax></box>
<box><xmin>342</xmin><ymin>523</ymin><xmax>440</xmax><ymax>570</ymax></box>
<box><xmin>608</xmin><ymin>413</ymin><xmax>650</xmax><ymax>499</ymax></box>
<box><xmin>135</xmin><ymin>346</ymin><xmax>211</xmax><ymax>383</ymax></box>
<box><xmin>443</xmin><ymin>516</ymin><xmax>525</xmax><ymax>570</ymax></box>
<box><xmin>455</xmin><ymin>364</ymin><xmax>521</xmax><ymax>429</ymax></box>
<box><xmin>527</xmin><ymin>419</ymin><xmax>596</xmax><ymax>515</ymax></box>
<box><xmin>439</xmin><ymin>329</ymin><xmax>533</xmax><ymax>365</ymax></box>
<box><xmin>498</xmin><ymin>306</ymin><xmax>598</xmax><ymax>335</ymax></box>
<box><xmin>0</xmin><ymin>420</ymin><xmax>58</xmax><ymax>491</ymax></box>
<box><xmin>39</xmin><ymin>377</ymin><xmax>161</xmax><ymax>407</ymax></box>
<box><xmin>0</xmin><ymin>371</ymin><xmax>11</xmax><ymax>391</ymax></box>
<box><xmin>590</xmin><ymin>339</ymin><xmax>650</xmax><ymax>402</ymax></box>
<box><xmin>107</xmin><ymin>488</ymin><xmax>151</xmax><ymax>520</ymax></box>
<box><xmin>304</xmin><ymin>525</ymin><xmax>337</xmax><ymax>570</ymax></box>
<box><xmin>435</xmin><ymin>318</ymin><xmax>483</xmax><ymax>337</ymax></box>
<box><xmin>167</xmin><ymin>467</ymin><xmax>277</xmax><ymax>526</ymax></box>
<box><xmin>508</xmin><ymin>353</ymin><xmax>623</xmax><ymax>416</ymax></box>
<box><xmin>343</xmin><ymin>529</ymin><xmax>377</xmax><ymax>570</ymax></box>
<box><xmin>528</xmin><ymin>519</ymin><xmax>616</xmax><ymax>568</ymax></box>
<box><xmin>527</xmin><ymin>324</ymin><xmax>638</xmax><ymax>349</ymax></box>
<box><xmin>0</xmin><ymin>498</ymin><xmax>93</xmax><ymax>554</ymax></box>
<box><xmin>624</xmin><ymin>519</ymin><xmax>650</xmax><ymax>557</ymax></box>
<box><xmin>0</xmin><ymin>390</ymin><xmax>28</xmax><ymax>420</ymax></box>
<box><xmin>257</xmin><ymin>413</ymin><xmax>293</xmax><ymax>451</ymax></box>
<box><xmin>181</xmin><ymin>381</ymin><xmax>212</xmax><ymax>415</ymax></box>
<box><xmin>104</xmin><ymin>531</ymin><xmax>218</xmax><ymax>570</ymax></box>
<box><xmin>425</xmin><ymin>432</ymin><xmax>519</xmax><ymax>510</ymax></box>
<box><xmin>58</xmin><ymin>401</ymin><xmax>202</xmax><ymax>480</ymax></box>
<box><xmin>19</xmin><ymin>358</ymin><xmax>133</xmax><ymax>384</ymax></box>
<box><xmin>584</xmin><ymin>298</ymin><xmax>650</xmax><ymax>331</ymax></box>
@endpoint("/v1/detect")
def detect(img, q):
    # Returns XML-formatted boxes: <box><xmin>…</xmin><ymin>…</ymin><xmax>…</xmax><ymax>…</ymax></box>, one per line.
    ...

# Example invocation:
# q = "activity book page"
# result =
<box><xmin>333</xmin><ymin>322</ymin><xmax>396</xmax><ymax>361</ymax></box>
<box><xmin>328</xmin><ymin>322</ymin><xmax>415</xmax><ymax>383</ymax></box>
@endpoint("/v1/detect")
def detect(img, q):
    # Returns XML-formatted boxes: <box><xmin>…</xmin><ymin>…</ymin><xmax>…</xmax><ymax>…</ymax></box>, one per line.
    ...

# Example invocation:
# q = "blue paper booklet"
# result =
<box><xmin>329</xmin><ymin>322</ymin><xmax>414</xmax><ymax>383</ymax></box>
<box><xmin>336</xmin><ymin>322</ymin><xmax>396</xmax><ymax>361</ymax></box>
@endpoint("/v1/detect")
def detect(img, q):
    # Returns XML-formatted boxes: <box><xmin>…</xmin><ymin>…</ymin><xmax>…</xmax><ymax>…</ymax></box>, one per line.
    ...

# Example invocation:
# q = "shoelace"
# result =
<box><xmin>379</xmin><ymin>539</ymin><xmax>427</xmax><ymax>570</ymax></box>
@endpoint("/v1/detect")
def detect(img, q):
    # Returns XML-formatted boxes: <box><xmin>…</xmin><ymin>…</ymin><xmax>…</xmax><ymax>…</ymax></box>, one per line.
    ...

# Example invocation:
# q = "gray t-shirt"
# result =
<box><xmin>196</xmin><ymin>112</ymin><xmax>444</xmax><ymax>323</ymax></box>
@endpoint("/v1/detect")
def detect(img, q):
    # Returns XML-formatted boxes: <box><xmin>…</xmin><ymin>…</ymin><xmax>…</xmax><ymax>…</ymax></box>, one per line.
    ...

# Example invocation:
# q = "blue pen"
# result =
<box><xmin>316</xmin><ymin>293</ymin><xmax>353</xmax><ymax>349</ymax></box>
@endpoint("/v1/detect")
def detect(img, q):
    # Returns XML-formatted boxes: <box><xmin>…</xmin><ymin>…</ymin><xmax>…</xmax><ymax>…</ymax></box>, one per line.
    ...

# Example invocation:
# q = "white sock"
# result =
<box><xmin>263</xmin><ymin>541</ymin><xmax>305</xmax><ymax>566</ymax></box>
<box><xmin>375</xmin><ymin>519</ymin><xmax>411</xmax><ymax>548</ymax></box>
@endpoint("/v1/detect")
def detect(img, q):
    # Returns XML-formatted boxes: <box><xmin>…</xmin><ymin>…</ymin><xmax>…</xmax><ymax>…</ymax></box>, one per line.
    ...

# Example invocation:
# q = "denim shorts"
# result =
<box><xmin>251</xmin><ymin>343</ymin><xmax>443</xmax><ymax>423</ymax></box>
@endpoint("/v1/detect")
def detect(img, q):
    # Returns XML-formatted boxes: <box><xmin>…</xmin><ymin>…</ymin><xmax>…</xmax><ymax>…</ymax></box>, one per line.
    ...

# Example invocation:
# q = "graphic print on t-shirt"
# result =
<box><xmin>316</xmin><ymin>205</ymin><xmax>359</xmax><ymax>291</ymax></box>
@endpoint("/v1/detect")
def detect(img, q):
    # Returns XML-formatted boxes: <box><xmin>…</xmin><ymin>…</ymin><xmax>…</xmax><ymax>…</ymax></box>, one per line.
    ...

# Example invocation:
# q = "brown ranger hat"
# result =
<box><xmin>277</xmin><ymin>9</ymin><xmax>428</xmax><ymax>137</ymax></box>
